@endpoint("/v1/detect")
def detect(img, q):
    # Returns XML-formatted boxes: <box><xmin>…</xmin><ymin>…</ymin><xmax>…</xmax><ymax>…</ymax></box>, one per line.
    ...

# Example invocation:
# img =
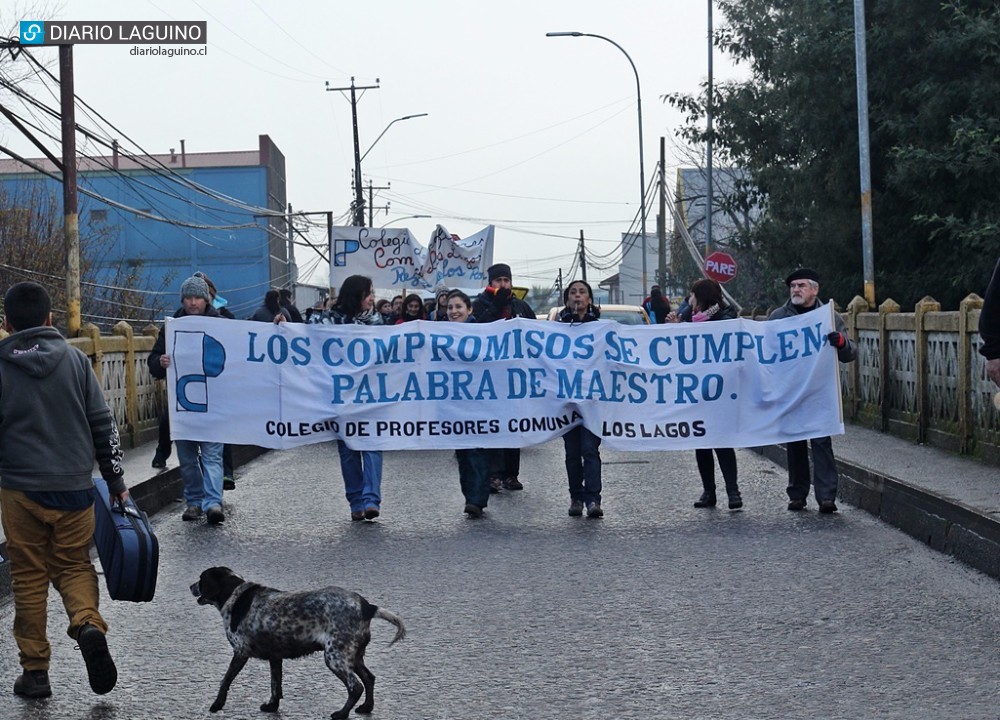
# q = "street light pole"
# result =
<box><xmin>547</xmin><ymin>31</ymin><xmax>648</xmax><ymax>297</ymax></box>
<box><xmin>361</xmin><ymin>114</ymin><xmax>429</xmax><ymax>163</ymax></box>
<box><xmin>354</xmin><ymin>112</ymin><xmax>428</xmax><ymax>228</ymax></box>
<box><xmin>379</xmin><ymin>214</ymin><xmax>431</xmax><ymax>229</ymax></box>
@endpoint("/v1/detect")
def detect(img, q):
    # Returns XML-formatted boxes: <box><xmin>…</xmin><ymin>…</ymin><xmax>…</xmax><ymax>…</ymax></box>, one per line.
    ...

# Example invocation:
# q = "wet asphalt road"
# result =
<box><xmin>0</xmin><ymin>441</ymin><xmax>998</xmax><ymax>720</ymax></box>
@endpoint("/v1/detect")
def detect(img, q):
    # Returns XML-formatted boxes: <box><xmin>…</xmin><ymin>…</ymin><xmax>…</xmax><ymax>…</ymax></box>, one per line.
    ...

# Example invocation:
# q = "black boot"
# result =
<box><xmin>151</xmin><ymin>447</ymin><xmax>169</xmax><ymax>469</ymax></box>
<box><xmin>693</xmin><ymin>492</ymin><xmax>717</xmax><ymax>508</ymax></box>
<box><xmin>728</xmin><ymin>491</ymin><xmax>743</xmax><ymax>510</ymax></box>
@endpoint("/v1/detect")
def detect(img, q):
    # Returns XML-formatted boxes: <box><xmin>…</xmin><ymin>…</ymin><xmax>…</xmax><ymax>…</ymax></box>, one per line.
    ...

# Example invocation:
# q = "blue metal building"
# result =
<box><xmin>0</xmin><ymin>134</ymin><xmax>288</xmax><ymax>322</ymax></box>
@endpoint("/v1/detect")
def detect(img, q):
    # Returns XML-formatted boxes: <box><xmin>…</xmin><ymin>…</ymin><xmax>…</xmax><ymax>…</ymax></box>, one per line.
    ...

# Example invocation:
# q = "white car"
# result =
<box><xmin>546</xmin><ymin>304</ymin><xmax>650</xmax><ymax>325</ymax></box>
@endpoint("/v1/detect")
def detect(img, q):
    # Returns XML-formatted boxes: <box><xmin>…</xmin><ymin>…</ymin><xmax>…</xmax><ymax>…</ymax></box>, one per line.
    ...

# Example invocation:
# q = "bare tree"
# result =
<box><xmin>525</xmin><ymin>284</ymin><xmax>557</xmax><ymax>314</ymax></box>
<box><xmin>1</xmin><ymin>2</ymin><xmax>62</xmax><ymax>83</ymax></box>
<box><xmin>0</xmin><ymin>183</ymin><xmax>173</xmax><ymax>331</ymax></box>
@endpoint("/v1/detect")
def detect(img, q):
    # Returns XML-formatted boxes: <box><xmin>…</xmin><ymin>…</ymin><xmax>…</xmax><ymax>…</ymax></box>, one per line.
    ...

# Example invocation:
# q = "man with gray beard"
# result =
<box><xmin>768</xmin><ymin>268</ymin><xmax>856</xmax><ymax>513</ymax></box>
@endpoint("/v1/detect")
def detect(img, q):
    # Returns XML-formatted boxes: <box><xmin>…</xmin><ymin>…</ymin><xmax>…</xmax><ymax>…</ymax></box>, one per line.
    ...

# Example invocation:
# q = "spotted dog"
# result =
<box><xmin>191</xmin><ymin>566</ymin><xmax>406</xmax><ymax>719</ymax></box>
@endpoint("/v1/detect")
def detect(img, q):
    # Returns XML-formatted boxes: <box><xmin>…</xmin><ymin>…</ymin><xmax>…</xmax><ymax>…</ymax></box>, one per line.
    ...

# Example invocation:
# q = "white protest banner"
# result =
<box><xmin>166</xmin><ymin>308</ymin><xmax>845</xmax><ymax>451</ymax></box>
<box><xmin>329</xmin><ymin>224</ymin><xmax>493</xmax><ymax>291</ymax></box>
<box><xmin>415</xmin><ymin>224</ymin><xmax>494</xmax><ymax>288</ymax></box>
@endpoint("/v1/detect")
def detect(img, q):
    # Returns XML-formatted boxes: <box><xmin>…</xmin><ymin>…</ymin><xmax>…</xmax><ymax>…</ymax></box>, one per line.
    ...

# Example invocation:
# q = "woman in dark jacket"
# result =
<box><xmin>556</xmin><ymin>280</ymin><xmax>604</xmax><ymax>518</ymax></box>
<box><xmin>670</xmin><ymin>278</ymin><xmax>742</xmax><ymax>509</ymax></box>
<box><xmin>319</xmin><ymin>275</ymin><xmax>385</xmax><ymax>521</ymax></box>
<box><xmin>250</xmin><ymin>289</ymin><xmax>292</xmax><ymax>323</ymax></box>
<box><xmin>644</xmin><ymin>285</ymin><xmax>672</xmax><ymax>324</ymax></box>
<box><xmin>446</xmin><ymin>290</ymin><xmax>491</xmax><ymax>518</ymax></box>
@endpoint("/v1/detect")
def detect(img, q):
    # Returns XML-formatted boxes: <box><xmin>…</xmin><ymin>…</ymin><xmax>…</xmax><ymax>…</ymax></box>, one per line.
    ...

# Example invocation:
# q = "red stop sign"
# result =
<box><xmin>704</xmin><ymin>251</ymin><xmax>738</xmax><ymax>283</ymax></box>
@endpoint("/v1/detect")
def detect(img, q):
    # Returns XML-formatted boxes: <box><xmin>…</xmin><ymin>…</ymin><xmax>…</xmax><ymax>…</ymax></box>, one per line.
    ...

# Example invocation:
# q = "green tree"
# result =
<box><xmin>667</xmin><ymin>0</ymin><xmax>1000</xmax><ymax>309</ymax></box>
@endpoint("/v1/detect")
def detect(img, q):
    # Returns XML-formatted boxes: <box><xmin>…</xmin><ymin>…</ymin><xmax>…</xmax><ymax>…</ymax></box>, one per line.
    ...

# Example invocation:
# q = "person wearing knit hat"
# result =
<box><xmin>471</xmin><ymin>261</ymin><xmax>536</xmax><ymax>492</ymax></box>
<box><xmin>146</xmin><ymin>277</ymin><xmax>226</xmax><ymax>525</ymax></box>
<box><xmin>191</xmin><ymin>271</ymin><xmax>233</xmax><ymax>317</ymax></box>
<box><xmin>153</xmin><ymin>274</ymin><xmax>213</xmax><ymax>473</ymax></box>
<box><xmin>430</xmin><ymin>284</ymin><xmax>451</xmax><ymax>321</ymax></box>
<box><xmin>192</xmin><ymin>272</ymin><xmax>236</xmax><ymax>488</ymax></box>
<box><xmin>472</xmin><ymin>264</ymin><xmax>534</xmax><ymax>323</ymax></box>
<box><xmin>487</xmin><ymin>263</ymin><xmax>512</xmax><ymax>284</ymax></box>
<box><xmin>153</xmin><ymin>271</ymin><xmax>234</xmax><ymax>479</ymax></box>
<box><xmin>768</xmin><ymin>268</ymin><xmax>857</xmax><ymax>514</ymax></box>
<box><xmin>179</xmin><ymin>275</ymin><xmax>211</xmax><ymax>302</ymax></box>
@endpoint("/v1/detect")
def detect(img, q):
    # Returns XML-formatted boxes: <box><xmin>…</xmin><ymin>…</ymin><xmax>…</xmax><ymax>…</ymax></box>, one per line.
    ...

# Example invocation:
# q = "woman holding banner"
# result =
<box><xmin>446</xmin><ymin>290</ymin><xmax>491</xmax><ymax>518</ymax></box>
<box><xmin>326</xmin><ymin>275</ymin><xmax>385</xmax><ymax>521</ymax></box>
<box><xmin>556</xmin><ymin>280</ymin><xmax>604</xmax><ymax>518</ymax></box>
<box><xmin>668</xmin><ymin>278</ymin><xmax>743</xmax><ymax>510</ymax></box>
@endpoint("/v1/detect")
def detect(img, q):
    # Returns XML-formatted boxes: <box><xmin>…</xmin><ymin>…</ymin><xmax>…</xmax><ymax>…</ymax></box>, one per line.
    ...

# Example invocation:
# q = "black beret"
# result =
<box><xmin>785</xmin><ymin>268</ymin><xmax>820</xmax><ymax>286</ymax></box>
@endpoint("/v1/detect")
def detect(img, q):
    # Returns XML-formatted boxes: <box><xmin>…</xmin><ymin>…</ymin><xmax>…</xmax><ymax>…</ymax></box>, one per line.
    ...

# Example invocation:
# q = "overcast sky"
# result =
<box><xmin>4</xmin><ymin>1</ymin><xmax>745</xmax><ymax>290</ymax></box>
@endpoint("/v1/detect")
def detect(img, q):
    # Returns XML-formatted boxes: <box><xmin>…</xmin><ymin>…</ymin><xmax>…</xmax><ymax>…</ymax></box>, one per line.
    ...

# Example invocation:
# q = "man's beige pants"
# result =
<box><xmin>0</xmin><ymin>489</ymin><xmax>107</xmax><ymax>671</ymax></box>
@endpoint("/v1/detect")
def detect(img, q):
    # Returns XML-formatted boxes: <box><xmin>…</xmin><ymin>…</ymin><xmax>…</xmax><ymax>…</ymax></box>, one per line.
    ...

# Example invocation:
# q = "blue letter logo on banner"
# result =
<box><xmin>334</xmin><ymin>237</ymin><xmax>360</xmax><ymax>267</ymax></box>
<box><xmin>174</xmin><ymin>332</ymin><xmax>227</xmax><ymax>413</ymax></box>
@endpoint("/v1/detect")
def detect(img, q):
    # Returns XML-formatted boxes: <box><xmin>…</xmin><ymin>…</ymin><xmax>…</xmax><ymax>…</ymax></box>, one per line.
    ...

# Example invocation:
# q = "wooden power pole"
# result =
<box><xmin>59</xmin><ymin>45</ymin><xmax>80</xmax><ymax>336</ymax></box>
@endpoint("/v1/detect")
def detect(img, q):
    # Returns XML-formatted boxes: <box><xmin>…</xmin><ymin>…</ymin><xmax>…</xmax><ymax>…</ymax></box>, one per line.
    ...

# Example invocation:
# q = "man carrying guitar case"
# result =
<box><xmin>0</xmin><ymin>282</ymin><xmax>127</xmax><ymax>700</ymax></box>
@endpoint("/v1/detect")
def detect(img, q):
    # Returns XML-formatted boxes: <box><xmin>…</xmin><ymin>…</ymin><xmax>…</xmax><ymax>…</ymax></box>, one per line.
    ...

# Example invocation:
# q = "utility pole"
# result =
<box><xmin>59</xmin><ymin>45</ymin><xmax>80</xmax><ymax>336</ymax></box>
<box><xmin>658</xmin><ymin>137</ymin><xmax>667</xmax><ymax>290</ymax></box>
<box><xmin>556</xmin><ymin>268</ymin><xmax>563</xmax><ymax>298</ymax></box>
<box><xmin>327</xmin><ymin>211</ymin><xmax>334</xmax><ymax>299</ymax></box>
<box><xmin>854</xmin><ymin>0</ymin><xmax>876</xmax><ymax>308</ymax></box>
<box><xmin>286</xmin><ymin>203</ymin><xmax>297</xmax><ymax>287</ymax></box>
<box><xmin>366</xmin><ymin>179</ymin><xmax>391</xmax><ymax>227</ymax></box>
<box><xmin>578</xmin><ymin>230</ymin><xmax>587</xmax><ymax>282</ymax></box>
<box><xmin>706</xmin><ymin>0</ymin><xmax>714</xmax><ymax>257</ymax></box>
<box><xmin>326</xmin><ymin>77</ymin><xmax>379</xmax><ymax>227</ymax></box>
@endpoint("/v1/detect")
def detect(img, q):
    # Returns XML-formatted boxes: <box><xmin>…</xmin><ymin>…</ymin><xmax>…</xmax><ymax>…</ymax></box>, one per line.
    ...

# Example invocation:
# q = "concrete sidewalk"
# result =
<box><xmin>0</xmin><ymin>423</ymin><xmax>998</xmax><ymax>598</ymax></box>
<box><xmin>755</xmin><ymin>423</ymin><xmax>1000</xmax><ymax>579</ymax></box>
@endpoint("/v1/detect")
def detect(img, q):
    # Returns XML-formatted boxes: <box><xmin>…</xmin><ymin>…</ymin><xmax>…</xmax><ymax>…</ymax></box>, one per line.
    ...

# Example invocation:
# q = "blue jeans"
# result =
<box><xmin>176</xmin><ymin>439</ymin><xmax>224</xmax><ymax>510</ymax></box>
<box><xmin>337</xmin><ymin>441</ymin><xmax>382</xmax><ymax>512</ymax></box>
<box><xmin>563</xmin><ymin>426</ymin><xmax>602</xmax><ymax>504</ymax></box>
<box><xmin>456</xmin><ymin>449</ymin><xmax>490</xmax><ymax>508</ymax></box>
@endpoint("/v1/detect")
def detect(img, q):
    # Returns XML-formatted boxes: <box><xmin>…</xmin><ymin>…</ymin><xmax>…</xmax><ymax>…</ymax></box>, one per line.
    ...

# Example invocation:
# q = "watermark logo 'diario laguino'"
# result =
<box><xmin>19</xmin><ymin>21</ymin><xmax>45</xmax><ymax>45</ymax></box>
<box><xmin>19</xmin><ymin>21</ymin><xmax>207</xmax><ymax>45</ymax></box>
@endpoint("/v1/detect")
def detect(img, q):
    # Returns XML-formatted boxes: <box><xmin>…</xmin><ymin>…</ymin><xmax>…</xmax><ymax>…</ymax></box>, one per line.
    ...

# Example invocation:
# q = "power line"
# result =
<box><xmin>247</xmin><ymin>0</ymin><xmax>348</xmax><ymax>76</ymax></box>
<box><xmin>12</xmin><ymin>54</ymin><xmax>289</xmax><ymax>219</ymax></box>
<box><xmin>0</xmin><ymin>83</ymin><xmax>277</xmax><ymax>237</ymax></box>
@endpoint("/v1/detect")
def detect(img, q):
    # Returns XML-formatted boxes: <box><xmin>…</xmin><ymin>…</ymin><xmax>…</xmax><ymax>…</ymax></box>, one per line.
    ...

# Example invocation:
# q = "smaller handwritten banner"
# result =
<box><xmin>330</xmin><ymin>224</ymin><xmax>493</xmax><ymax>291</ymax></box>
<box><xmin>166</xmin><ymin>309</ymin><xmax>844</xmax><ymax>451</ymax></box>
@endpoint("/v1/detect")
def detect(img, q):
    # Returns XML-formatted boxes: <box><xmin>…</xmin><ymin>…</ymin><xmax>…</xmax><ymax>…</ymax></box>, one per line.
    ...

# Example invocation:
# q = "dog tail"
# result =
<box><xmin>374</xmin><ymin>607</ymin><xmax>406</xmax><ymax>645</ymax></box>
